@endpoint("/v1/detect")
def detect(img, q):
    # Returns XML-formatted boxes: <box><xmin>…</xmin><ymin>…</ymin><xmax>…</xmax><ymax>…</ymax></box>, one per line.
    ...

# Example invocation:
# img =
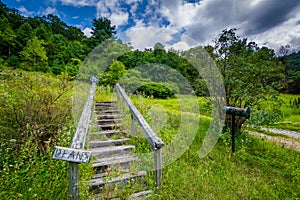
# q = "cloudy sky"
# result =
<box><xmin>3</xmin><ymin>0</ymin><xmax>300</xmax><ymax>51</ymax></box>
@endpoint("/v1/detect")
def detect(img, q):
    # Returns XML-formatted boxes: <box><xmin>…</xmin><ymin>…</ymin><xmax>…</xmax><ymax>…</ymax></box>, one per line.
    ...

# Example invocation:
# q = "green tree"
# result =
<box><xmin>286</xmin><ymin>51</ymin><xmax>300</xmax><ymax>94</ymax></box>
<box><xmin>100</xmin><ymin>60</ymin><xmax>126</xmax><ymax>86</ymax></box>
<box><xmin>65</xmin><ymin>26</ymin><xmax>85</xmax><ymax>41</ymax></box>
<box><xmin>45</xmin><ymin>14</ymin><xmax>68</xmax><ymax>36</ymax></box>
<box><xmin>278</xmin><ymin>44</ymin><xmax>290</xmax><ymax>91</ymax></box>
<box><xmin>20</xmin><ymin>36</ymin><xmax>48</xmax><ymax>72</ymax></box>
<box><xmin>16</xmin><ymin>22</ymin><xmax>34</xmax><ymax>52</ymax></box>
<box><xmin>0</xmin><ymin>17</ymin><xmax>16</xmax><ymax>58</ymax></box>
<box><xmin>34</xmin><ymin>23</ymin><xmax>52</xmax><ymax>41</ymax></box>
<box><xmin>89</xmin><ymin>17</ymin><xmax>116</xmax><ymax>49</ymax></box>
<box><xmin>46</xmin><ymin>34</ymin><xmax>73</xmax><ymax>74</ymax></box>
<box><xmin>213</xmin><ymin>29</ymin><xmax>283</xmax><ymax>108</ymax></box>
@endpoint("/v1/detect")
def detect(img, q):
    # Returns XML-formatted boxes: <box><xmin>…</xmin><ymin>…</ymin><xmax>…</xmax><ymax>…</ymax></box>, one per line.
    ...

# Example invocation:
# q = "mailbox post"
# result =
<box><xmin>225</xmin><ymin>107</ymin><xmax>250</xmax><ymax>153</ymax></box>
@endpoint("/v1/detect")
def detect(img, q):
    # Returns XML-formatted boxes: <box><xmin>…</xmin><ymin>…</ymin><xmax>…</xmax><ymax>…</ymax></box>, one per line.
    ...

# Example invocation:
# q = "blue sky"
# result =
<box><xmin>3</xmin><ymin>0</ymin><xmax>300</xmax><ymax>51</ymax></box>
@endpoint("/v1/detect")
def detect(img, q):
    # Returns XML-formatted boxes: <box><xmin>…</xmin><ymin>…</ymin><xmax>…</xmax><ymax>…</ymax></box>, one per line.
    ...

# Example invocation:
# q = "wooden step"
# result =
<box><xmin>97</xmin><ymin>114</ymin><xmax>122</xmax><ymax>120</ymax></box>
<box><xmin>95</xmin><ymin>102</ymin><xmax>117</xmax><ymax>106</ymax></box>
<box><xmin>90</xmin><ymin>171</ymin><xmax>147</xmax><ymax>193</ymax></box>
<box><xmin>98</xmin><ymin>123</ymin><xmax>122</xmax><ymax>129</ymax></box>
<box><xmin>89</xmin><ymin>101</ymin><xmax>152</xmax><ymax>199</ymax></box>
<box><xmin>98</xmin><ymin>124</ymin><xmax>122</xmax><ymax>131</ymax></box>
<box><xmin>97</xmin><ymin>119</ymin><xmax>122</xmax><ymax>124</ymax></box>
<box><xmin>89</xmin><ymin>138</ymin><xmax>130</xmax><ymax>148</ymax></box>
<box><xmin>94</xmin><ymin>109</ymin><xmax>121</xmax><ymax>115</ymax></box>
<box><xmin>90</xmin><ymin>130</ymin><xmax>126</xmax><ymax>138</ymax></box>
<box><xmin>93</xmin><ymin>189</ymin><xmax>151</xmax><ymax>200</ymax></box>
<box><xmin>126</xmin><ymin>190</ymin><xmax>152</xmax><ymax>199</ymax></box>
<box><xmin>92</xmin><ymin>168</ymin><xmax>131</xmax><ymax>179</ymax></box>
<box><xmin>92</xmin><ymin>145</ymin><xmax>135</xmax><ymax>158</ymax></box>
<box><xmin>92</xmin><ymin>154</ymin><xmax>139</xmax><ymax>172</ymax></box>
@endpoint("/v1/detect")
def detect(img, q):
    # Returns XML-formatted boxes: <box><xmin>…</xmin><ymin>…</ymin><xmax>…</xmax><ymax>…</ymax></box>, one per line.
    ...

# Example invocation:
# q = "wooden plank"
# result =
<box><xmin>115</xmin><ymin>84</ymin><xmax>164</xmax><ymax>150</ymax></box>
<box><xmin>92</xmin><ymin>154</ymin><xmax>139</xmax><ymax>168</ymax></box>
<box><xmin>154</xmin><ymin>148</ymin><xmax>162</xmax><ymax>188</ymax></box>
<box><xmin>89</xmin><ymin>138</ymin><xmax>130</xmax><ymax>148</ymax></box>
<box><xmin>90</xmin><ymin>171</ymin><xmax>147</xmax><ymax>187</ymax></box>
<box><xmin>128</xmin><ymin>190</ymin><xmax>152</xmax><ymax>199</ymax></box>
<box><xmin>91</xmin><ymin>145</ymin><xmax>135</xmax><ymax>158</ymax></box>
<box><xmin>69</xmin><ymin>162</ymin><xmax>79</xmax><ymax>200</ymax></box>
<box><xmin>71</xmin><ymin>81</ymin><xmax>97</xmax><ymax>149</ymax></box>
<box><xmin>52</xmin><ymin>146</ymin><xmax>92</xmax><ymax>164</ymax></box>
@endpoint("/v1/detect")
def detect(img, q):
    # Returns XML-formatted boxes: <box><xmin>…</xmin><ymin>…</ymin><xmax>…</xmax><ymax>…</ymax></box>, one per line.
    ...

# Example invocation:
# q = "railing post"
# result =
<box><xmin>68</xmin><ymin>76</ymin><xmax>98</xmax><ymax>200</ymax></box>
<box><xmin>131</xmin><ymin>114</ymin><xmax>136</xmax><ymax>136</ymax></box>
<box><xmin>121</xmin><ymin>97</ymin><xmax>125</xmax><ymax>116</ymax></box>
<box><xmin>69</xmin><ymin>162</ymin><xmax>79</xmax><ymax>200</ymax></box>
<box><xmin>154</xmin><ymin>148</ymin><xmax>162</xmax><ymax>188</ymax></box>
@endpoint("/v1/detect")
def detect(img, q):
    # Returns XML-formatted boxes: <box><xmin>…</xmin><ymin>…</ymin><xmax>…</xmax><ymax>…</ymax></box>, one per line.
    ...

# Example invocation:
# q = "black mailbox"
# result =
<box><xmin>225</xmin><ymin>106</ymin><xmax>250</xmax><ymax>153</ymax></box>
<box><xmin>225</xmin><ymin>107</ymin><xmax>250</xmax><ymax>119</ymax></box>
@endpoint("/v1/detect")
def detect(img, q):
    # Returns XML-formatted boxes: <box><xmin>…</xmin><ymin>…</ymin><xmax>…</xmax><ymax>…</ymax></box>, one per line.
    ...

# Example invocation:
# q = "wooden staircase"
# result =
<box><xmin>88</xmin><ymin>102</ymin><xmax>152</xmax><ymax>199</ymax></box>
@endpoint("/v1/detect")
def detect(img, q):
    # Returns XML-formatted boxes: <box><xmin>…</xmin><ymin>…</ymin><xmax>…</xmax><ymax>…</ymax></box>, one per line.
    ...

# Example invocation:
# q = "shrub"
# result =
<box><xmin>0</xmin><ymin>70</ymin><xmax>73</xmax><ymax>160</ymax></box>
<box><xmin>246</xmin><ymin>107</ymin><xmax>283</xmax><ymax>127</ymax></box>
<box><xmin>135</xmin><ymin>82</ymin><xmax>175</xmax><ymax>99</ymax></box>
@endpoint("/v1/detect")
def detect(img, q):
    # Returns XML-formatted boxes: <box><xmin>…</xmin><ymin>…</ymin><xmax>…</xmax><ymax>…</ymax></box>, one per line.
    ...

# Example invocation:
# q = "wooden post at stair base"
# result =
<box><xmin>154</xmin><ymin>148</ymin><xmax>162</xmax><ymax>188</ymax></box>
<box><xmin>52</xmin><ymin>76</ymin><xmax>97</xmax><ymax>200</ymax></box>
<box><xmin>131</xmin><ymin>114</ymin><xmax>136</xmax><ymax>136</ymax></box>
<box><xmin>52</xmin><ymin>146</ymin><xmax>92</xmax><ymax>200</ymax></box>
<box><xmin>231</xmin><ymin>113</ymin><xmax>236</xmax><ymax>153</ymax></box>
<box><xmin>122</xmin><ymin>97</ymin><xmax>125</xmax><ymax>116</ymax></box>
<box><xmin>69</xmin><ymin>162</ymin><xmax>79</xmax><ymax>200</ymax></box>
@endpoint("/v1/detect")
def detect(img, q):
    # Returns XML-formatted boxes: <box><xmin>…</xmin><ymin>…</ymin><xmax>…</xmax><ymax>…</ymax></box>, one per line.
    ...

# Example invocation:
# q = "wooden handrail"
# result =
<box><xmin>71</xmin><ymin>79</ymin><xmax>97</xmax><ymax>149</ymax></box>
<box><xmin>69</xmin><ymin>77</ymin><xmax>98</xmax><ymax>200</ymax></box>
<box><xmin>115</xmin><ymin>83</ymin><xmax>164</xmax><ymax>188</ymax></box>
<box><xmin>115</xmin><ymin>84</ymin><xmax>165</xmax><ymax>150</ymax></box>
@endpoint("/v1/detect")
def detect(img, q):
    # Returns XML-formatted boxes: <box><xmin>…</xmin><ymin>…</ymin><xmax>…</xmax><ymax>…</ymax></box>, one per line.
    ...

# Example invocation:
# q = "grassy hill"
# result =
<box><xmin>0</xmin><ymin>70</ymin><xmax>299</xmax><ymax>199</ymax></box>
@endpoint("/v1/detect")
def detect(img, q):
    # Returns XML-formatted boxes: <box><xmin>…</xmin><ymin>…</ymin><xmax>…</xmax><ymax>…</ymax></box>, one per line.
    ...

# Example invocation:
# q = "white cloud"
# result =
<box><xmin>157</xmin><ymin>0</ymin><xmax>300</xmax><ymax>50</ymax></box>
<box><xmin>125</xmin><ymin>27</ymin><xmax>176</xmax><ymax>50</ymax></box>
<box><xmin>17</xmin><ymin>6</ymin><xmax>34</xmax><ymax>17</ymax></box>
<box><xmin>96</xmin><ymin>1</ymin><xmax>129</xmax><ymax>27</ymax></box>
<box><xmin>46</xmin><ymin>0</ymin><xmax>300</xmax><ymax>51</ymax></box>
<box><xmin>60</xmin><ymin>0</ymin><xmax>96</xmax><ymax>7</ymax></box>
<box><xmin>83</xmin><ymin>27</ymin><xmax>93</xmax><ymax>38</ymax></box>
<box><xmin>168</xmin><ymin>40</ymin><xmax>196</xmax><ymax>51</ymax></box>
<box><xmin>125</xmin><ymin>0</ymin><xmax>140</xmax><ymax>4</ymax></box>
<box><xmin>42</xmin><ymin>7</ymin><xmax>58</xmax><ymax>15</ymax></box>
<box><xmin>161</xmin><ymin>2</ymin><xmax>200</xmax><ymax>28</ymax></box>
<box><xmin>250</xmin><ymin>11</ymin><xmax>300</xmax><ymax>51</ymax></box>
<box><xmin>110</xmin><ymin>11</ymin><xmax>129</xmax><ymax>27</ymax></box>
<box><xmin>168</xmin><ymin>34</ymin><xmax>199</xmax><ymax>51</ymax></box>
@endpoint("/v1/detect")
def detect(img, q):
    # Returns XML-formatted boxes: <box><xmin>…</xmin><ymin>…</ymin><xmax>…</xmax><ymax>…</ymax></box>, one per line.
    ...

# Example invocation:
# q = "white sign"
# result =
<box><xmin>52</xmin><ymin>146</ymin><xmax>92</xmax><ymax>163</ymax></box>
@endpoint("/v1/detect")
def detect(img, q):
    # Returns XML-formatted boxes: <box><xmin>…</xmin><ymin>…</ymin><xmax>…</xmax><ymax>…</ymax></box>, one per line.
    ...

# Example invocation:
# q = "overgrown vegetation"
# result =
<box><xmin>0</xmin><ymin>70</ymin><xmax>93</xmax><ymax>199</ymax></box>
<box><xmin>1</xmin><ymin>1</ymin><xmax>299</xmax><ymax>199</ymax></box>
<box><xmin>128</xmin><ymin>95</ymin><xmax>300</xmax><ymax>199</ymax></box>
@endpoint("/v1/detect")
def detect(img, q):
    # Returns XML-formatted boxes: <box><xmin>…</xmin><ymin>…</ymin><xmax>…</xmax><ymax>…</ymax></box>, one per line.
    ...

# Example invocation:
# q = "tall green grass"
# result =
<box><xmin>268</xmin><ymin>94</ymin><xmax>300</xmax><ymax>131</ymax></box>
<box><xmin>0</xmin><ymin>70</ymin><xmax>93</xmax><ymax>199</ymax></box>
<box><xmin>128</xmin><ymin>95</ymin><xmax>300</xmax><ymax>199</ymax></box>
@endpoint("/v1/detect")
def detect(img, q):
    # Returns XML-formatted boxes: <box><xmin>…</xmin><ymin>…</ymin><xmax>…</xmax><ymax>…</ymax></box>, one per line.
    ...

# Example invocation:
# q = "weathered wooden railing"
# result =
<box><xmin>53</xmin><ymin>77</ymin><xmax>98</xmax><ymax>200</ymax></box>
<box><xmin>115</xmin><ymin>83</ymin><xmax>165</xmax><ymax>188</ymax></box>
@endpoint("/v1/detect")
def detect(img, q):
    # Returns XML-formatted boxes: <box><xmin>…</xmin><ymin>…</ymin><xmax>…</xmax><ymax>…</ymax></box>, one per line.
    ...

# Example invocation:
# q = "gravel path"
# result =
<box><xmin>261</xmin><ymin>128</ymin><xmax>300</xmax><ymax>139</ymax></box>
<box><xmin>248</xmin><ymin>131</ymin><xmax>300</xmax><ymax>151</ymax></box>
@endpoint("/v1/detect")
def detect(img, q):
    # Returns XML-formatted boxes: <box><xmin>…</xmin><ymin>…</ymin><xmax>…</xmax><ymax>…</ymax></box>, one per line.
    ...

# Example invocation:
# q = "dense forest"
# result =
<box><xmin>0</xmin><ymin>0</ymin><xmax>299</xmax><ymax>98</ymax></box>
<box><xmin>286</xmin><ymin>51</ymin><xmax>300</xmax><ymax>93</ymax></box>
<box><xmin>0</xmin><ymin>0</ymin><xmax>115</xmax><ymax>76</ymax></box>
